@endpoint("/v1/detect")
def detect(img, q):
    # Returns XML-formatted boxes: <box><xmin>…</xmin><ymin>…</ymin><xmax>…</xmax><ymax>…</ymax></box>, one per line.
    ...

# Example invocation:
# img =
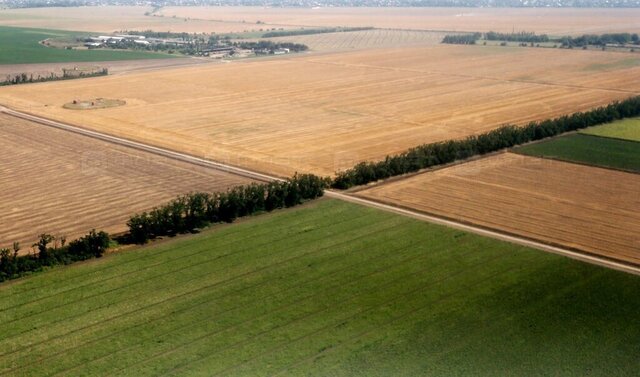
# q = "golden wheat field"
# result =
<box><xmin>1</xmin><ymin>45</ymin><xmax>639</xmax><ymax>176</ymax></box>
<box><xmin>0</xmin><ymin>114</ymin><xmax>252</xmax><ymax>250</ymax></box>
<box><xmin>160</xmin><ymin>6</ymin><xmax>640</xmax><ymax>35</ymax></box>
<box><xmin>357</xmin><ymin>153</ymin><xmax>640</xmax><ymax>265</ymax></box>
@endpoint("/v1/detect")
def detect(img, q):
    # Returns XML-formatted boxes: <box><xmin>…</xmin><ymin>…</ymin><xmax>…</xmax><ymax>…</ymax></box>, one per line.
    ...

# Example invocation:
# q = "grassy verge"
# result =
<box><xmin>581</xmin><ymin>117</ymin><xmax>640</xmax><ymax>142</ymax></box>
<box><xmin>0</xmin><ymin>199</ymin><xmax>639</xmax><ymax>375</ymax></box>
<box><xmin>0</xmin><ymin>26</ymin><xmax>175</xmax><ymax>65</ymax></box>
<box><xmin>514</xmin><ymin>133</ymin><xmax>640</xmax><ymax>173</ymax></box>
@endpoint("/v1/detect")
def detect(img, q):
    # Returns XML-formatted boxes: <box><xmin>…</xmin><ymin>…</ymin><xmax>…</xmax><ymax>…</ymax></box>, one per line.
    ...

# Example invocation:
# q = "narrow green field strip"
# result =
<box><xmin>0</xmin><ymin>25</ymin><xmax>174</xmax><ymax>64</ymax></box>
<box><xmin>0</xmin><ymin>201</ymin><xmax>362</xmax><ymax>323</ymax></box>
<box><xmin>11</xmin><ymin>217</ymin><xmax>420</xmax><ymax>374</ymax></box>
<box><xmin>0</xmin><ymin>207</ymin><xmax>395</xmax><ymax>366</ymax></box>
<box><xmin>581</xmin><ymin>117</ymin><xmax>640</xmax><ymax>142</ymax></box>
<box><xmin>282</xmin><ymin>257</ymin><xmax>598</xmax><ymax>376</ymax></box>
<box><xmin>43</xmin><ymin>224</ymin><xmax>448</xmax><ymax>377</ymax></box>
<box><xmin>514</xmin><ymin>133</ymin><xmax>640</xmax><ymax>173</ymax></box>
<box><xmin>0</xmin><ymin>200</ymin><xmax>353</xmax><ymax>309</ymax></box>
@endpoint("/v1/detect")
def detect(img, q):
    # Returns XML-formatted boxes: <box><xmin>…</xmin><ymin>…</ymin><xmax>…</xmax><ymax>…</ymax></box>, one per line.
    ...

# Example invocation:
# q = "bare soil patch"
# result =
<box><xmin>63</xmin><ymin>98</ymin><xmax>125</xmax><ymax>110</ymax></box>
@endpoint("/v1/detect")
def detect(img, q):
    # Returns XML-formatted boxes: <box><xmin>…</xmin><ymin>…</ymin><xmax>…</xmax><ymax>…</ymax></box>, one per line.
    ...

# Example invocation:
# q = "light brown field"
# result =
<box><xmin>2</xmin><ymin>6</ymin><xmax>640</xmax><ymax>35</ymax></box>
<box><xmin>160</xmin><ymin>6</ymin><xmax>640</xmax><ymax>35</ymax></box>
<box><xmin>1</xmin><ymin>45</ymin><xmax>639</xmax><ymax>176</ymax></box>
<box><xmin>0</xmin><ymin>6</ymin><xmax>299</xmax><ymax>33</ymax></box>
<box><xmin>357</xmin><ymin>152</ymin><xmax>640</xmax><ymax>265</ymax></box>
<box><xmin>253</xmin><ymin>29</ymin><xmax>447</xmax><ymax>52</ymax></box>
<box><xmin>0</xmin><ymin>114</ymin><xmax>252</xmax><ymax>250</ymax></box>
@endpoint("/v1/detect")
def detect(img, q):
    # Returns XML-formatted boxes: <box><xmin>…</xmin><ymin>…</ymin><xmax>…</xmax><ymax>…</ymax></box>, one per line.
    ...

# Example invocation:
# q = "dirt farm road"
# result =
<box><xmin>1</xmin><ymin>104</ymin><xmax>638</xmax><ymax>276</ymax></box>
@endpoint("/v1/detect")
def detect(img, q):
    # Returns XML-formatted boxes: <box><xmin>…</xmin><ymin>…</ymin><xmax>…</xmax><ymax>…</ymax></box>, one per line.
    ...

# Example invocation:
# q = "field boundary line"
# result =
<box><xmin>330</xmin><ymin>191</ymin><xmax>640</xmax><ymax>276</ymax></box>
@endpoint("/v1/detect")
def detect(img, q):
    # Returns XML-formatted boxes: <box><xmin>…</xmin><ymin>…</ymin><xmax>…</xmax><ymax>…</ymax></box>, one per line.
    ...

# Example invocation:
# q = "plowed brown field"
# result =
<box><xmin>357</xmin><ymin>153</ymin><xmax>640</xmax><ymax>265</ymax></box>
<box><xmin>1</xmin><ymin>45</ymin><xmax>639</xmax><ymax>176</ymax></box>
<box><xmin>0</xmin><ymin>114</ymin><xmax>252</xmax><ymax>250</ymax></box>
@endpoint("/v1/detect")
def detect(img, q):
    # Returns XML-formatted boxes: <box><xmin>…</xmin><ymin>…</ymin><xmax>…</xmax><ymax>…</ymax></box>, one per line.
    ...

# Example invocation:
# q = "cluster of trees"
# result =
<box><xmin>261</xmin><ymin>27</ymin><xmax>373</xmax><ymax>38</ymax></box>
<box><xmin>443</xmin><ymin>31</ymin><xmax>640</xmax><ymax>48</ymax></box>
<box><xmin>127</xmin><ymin>174</ymin><xmax>327</xmax><ymax>244</ymax></box>
<box><xmin>441</xmin><ymin>33</ymin><xmax>481</xmax><ymax>44</ymax></box>
<box><xmin>331</xmin><ymin>96</ymin><xmax>640</xmax><ymax>189</ymax></box>
<box><xmin>0</xmin><ymin>68</ymin><xmax>108</xmax><ymax>87</ymax></box>
<box><xmin>560</xmin><ymin>33</ymin><xmax>640</xmax><ymax>47</ymax></box>
<box><xmin>234</xmin><ymin>41</ymin><xmax>309</xmax><ymax>53</ymax></box>
<box><xmin>0</xmin><ymin>230</ymin><xmax>110</xmax><ymax>282</ymax></box>
<box><xmin>484</xmin><ymin>31</ymin><xmax>550</xmax><ymax>43</ymax></box>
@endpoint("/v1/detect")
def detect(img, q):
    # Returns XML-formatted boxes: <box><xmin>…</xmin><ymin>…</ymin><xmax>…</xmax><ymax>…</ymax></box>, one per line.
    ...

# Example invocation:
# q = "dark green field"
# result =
<box><xmin>515</xmin><ymin>133</ymin><xmax>640</xmax><ymax>173</ymax></box>
<box><xmin>1</xmin><ymin>199</ymin><xmax>639</xmax><ymax>376</ymax></box>
<box><xmin>0</xmin><ymin>26</ymin><xmax>174</xmax><ymax>64</ymax></box>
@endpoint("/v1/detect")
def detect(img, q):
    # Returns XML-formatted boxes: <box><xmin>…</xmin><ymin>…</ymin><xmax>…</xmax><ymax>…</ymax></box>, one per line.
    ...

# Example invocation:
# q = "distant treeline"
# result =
<box><xmin>560</xmin><ymin>33</ymin><xmax>640</xmax><ymax>47</ymax></box>
<box><xmin>442</xmin><ymin>31</ymin><xmax>640</xmax><ymax>47</ymax></box>
<box><xmin>331</xmin><ymin>96</ymin><xmax>640</xmax><ymax>189</ymax></box>
<box><xmin>117</xmin><ymin>30</ymin><xmax>196</xmax><ymax>39</ymax></box>
<box><xmin>0</xmin><ymin>230</ymin><xmax>109</xmax><ymax>282</ymax></box>
<box><xmin>127</xmin><ymin>174</ymin><xmax>327</xmax><ymax>244</ymax></box>
<box><xmin>441</xmin><ymin>33</ymin><xmax>481</xmax><ymax>44</ymax></box>
<box><xmin>485</xmin><ymin>31</ymin><xmax>550</xmax><ymax>43</ymax></box>
<box><xmin>0</xmin><ymin>68</ymin><xmax>108</xmax><ymax>86</ymax></box>
<box><xmin>234</xmin><ymin>40</ymin><xmax>309</xmax><ymax>53</ymax></box>
<box><xmin>262</xmin><ymin>27</ymin><xmax>374</xmax><ymax>38</ymax></box>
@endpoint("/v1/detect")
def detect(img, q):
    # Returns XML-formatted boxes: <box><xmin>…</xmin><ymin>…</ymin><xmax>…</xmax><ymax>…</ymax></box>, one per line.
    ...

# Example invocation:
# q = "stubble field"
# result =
<box><xmin>159</xmin><ymin>6</ymin><xmax>640</xmax><ymax>35</ymax></box>
<box><xmin>0</xmin><ymin>114</ymin><xmax>252</xmax><ymax>249</ymax></box>
<box><xmin>256</xmin><ymin>29</ymin><xmax>447</xmax><ymax>52</ymax></box>
<box><xmin>357</xmin><ymin>153</ymin><xmax>640</xmax><ymax>265</ymax></box>
<box><xmin>1</xmin><ymin>45</ymin><xmax>639</xmax><ymax>176</ymax></box>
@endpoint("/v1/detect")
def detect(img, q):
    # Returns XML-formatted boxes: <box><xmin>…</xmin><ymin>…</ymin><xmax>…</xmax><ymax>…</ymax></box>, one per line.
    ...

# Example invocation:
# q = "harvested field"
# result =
<box><xmin>160</xmin><ymin>6</ymin><xmax>640</xmax><ymax>35</ymax></box>
<box><xmin>0</xmin><ymin>114</ymin><xmax>252</xmax><ymax>249</ymax></box>
<box><xmin>2</xmin><ymin>199</ymin><xmax>640</xmax><ymax>376</ymax></box>
<box><xmin>0</xmin><ymin>6</ymin><xmax>300</xmax><ymax>34</ymax></box>
<box><xmin>1</xmin><ymin>45</ymin><xmax>639</xmax><ymax>176</ymax></box>
<box><xmin>357</xmin><ymin>153</ymin><xmax>640</xmax><ymax>265</ymax></box>
<box><xmin>257</xmin><ymin>29</ymin><xmax>447</xmax><ymax>52</ymax></box>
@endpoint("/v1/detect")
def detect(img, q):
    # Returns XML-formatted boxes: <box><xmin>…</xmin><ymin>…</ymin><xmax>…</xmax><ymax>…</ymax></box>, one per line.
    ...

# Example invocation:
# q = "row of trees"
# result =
<box><xmin>560</xmin><ymin>33</ymin><xmax>640</xmax><ymax>47</ymax></box>
<box><xmin>441</xmin><ymin>33</ymin><xmax>481</xmax><ymax>44</ymax></box>
<box><xmin>484</xmin><ymin>31</ymin><xmax>550</xmax><ymax>43</ymax></box>
<box><xmin>0</xmin><ymin>68</ymin><xmax>108</xmax><ymax>87</ymax></box>
<box><xmin>234</xmin><ymin>41</ymin><xmax>309</xmax><ymax>53</ymax></box>
<box><xmin>443</xmin><ymin>31</ymin><xmax>640</xmax><ymax>47</ymax></box>
<box><xmin>0</xmin><ymin>230</ymin><xmax>110</xmax><ymax>282</ymax></box>
<box><xmin>331</xmin><ymin>96</ymin><xmax>640</xmax><ymax>189</ymax></box>
<box><xmin>127</xmin><ymin>174</ymin><xmax>327</xmax><ymax>244</ymax></box>
<box><xmin>261</xmin><ymin>27</ymin><xmax>373</xmax><ymax>38</ymax></box>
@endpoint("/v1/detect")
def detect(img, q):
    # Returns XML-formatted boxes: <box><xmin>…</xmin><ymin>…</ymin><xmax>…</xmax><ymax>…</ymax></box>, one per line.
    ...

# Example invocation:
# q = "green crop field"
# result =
<box><xmin>581</xmin><ymin>117</ymin><xmax>640</xmax><ymax>142</ymax></box>
<box><xmin>514</xmin><ymin>133</ymin><xmax>640</xmax><ymax>173</ymax></box>
<box><xmin>0</xmin><ymin>26</ymin><xmax>174</xmax><ymax>64</ymax></box>
<box><xmin>1</xmin><ymin>199</ymin><xmax>639</xmax><ymax>376</ymax></box>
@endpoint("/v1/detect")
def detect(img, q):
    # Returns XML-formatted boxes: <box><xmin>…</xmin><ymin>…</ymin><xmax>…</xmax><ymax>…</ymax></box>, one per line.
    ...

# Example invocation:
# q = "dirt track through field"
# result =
<box><xmin>357</xmin><ymin>153</ymin><xmax>640</xmax><ymax>266</ymax></box>
<box><xmin>0</xmin><ymin>113</ymin><xmax>252</xmax><ymax>249</ymax></box>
